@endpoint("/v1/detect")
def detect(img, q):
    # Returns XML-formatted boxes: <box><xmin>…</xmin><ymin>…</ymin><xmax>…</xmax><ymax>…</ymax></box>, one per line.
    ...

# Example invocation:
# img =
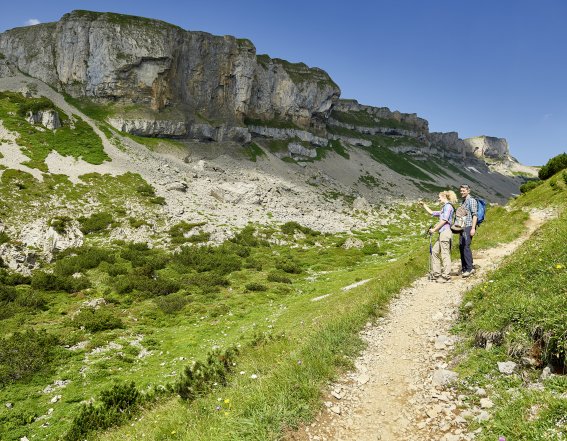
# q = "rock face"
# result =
<box><xmin>333</xmin><ymin>99</ymin><xmax>429</xmax><ymax>133</ymax></box>
<box><xmin>428</xmin><ymin>132</ymin><xmax>467</xmax><ymax>159</ymax></box>
<box><xmin>463</xmin><ymin>136</ymin><xmax>510</xmax><ymax>159</ymax></box>
<box><xmin>0</xmin><ymin>10</ymin><xmax>340</xmax><ymax>134</ymax></box>
<box><xmin>27</xmin><ymin>110</ymin><xmax>62</xmax><ymax>129</ymax></box>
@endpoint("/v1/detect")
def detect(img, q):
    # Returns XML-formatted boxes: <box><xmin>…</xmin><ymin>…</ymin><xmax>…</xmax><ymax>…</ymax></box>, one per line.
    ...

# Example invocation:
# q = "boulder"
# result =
<box><xmin>288</xmin><ymin>142</ymin><xmax>317</xmax><ymax>158</ymax></box>
<box><xmin>27</xmin><ymin>110</ymin><xmax>61</xmax><ymax>129</ymax></box>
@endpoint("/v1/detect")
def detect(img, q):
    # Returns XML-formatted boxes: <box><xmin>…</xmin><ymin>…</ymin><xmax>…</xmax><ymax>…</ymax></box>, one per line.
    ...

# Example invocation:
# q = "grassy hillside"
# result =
<box><xmin>452</xmin><ymin>166</ymin><xmax>567</xmax><ymax>440</ymax></box>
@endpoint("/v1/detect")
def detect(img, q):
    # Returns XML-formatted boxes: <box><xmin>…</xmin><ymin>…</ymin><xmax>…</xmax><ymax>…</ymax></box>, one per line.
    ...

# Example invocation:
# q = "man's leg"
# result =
<box><xmin>459</xmin><ymin>232</ymin><xmax>466</xmax><ymax>273</ymax></box>
<box><xmin>462</xmin><ymin>226</ymin><xmax>473</xmax><ymax>273</ymax></box>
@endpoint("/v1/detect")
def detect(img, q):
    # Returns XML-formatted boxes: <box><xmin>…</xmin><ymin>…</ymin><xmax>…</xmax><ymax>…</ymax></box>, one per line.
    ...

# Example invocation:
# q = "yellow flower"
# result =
<box><xmin>224</xmin><ymin>398</ymin><xmax>230</xmax><ymax>404</ymax></box>
<box><xmin>171</xmin><ymin>431</ymin><xmax>176</xmax><ymax>435</ymax></box>
<box><xmin>556</xmin><ymin>264</ymin><xmax>563</xmax><ymax>269</ymax></box>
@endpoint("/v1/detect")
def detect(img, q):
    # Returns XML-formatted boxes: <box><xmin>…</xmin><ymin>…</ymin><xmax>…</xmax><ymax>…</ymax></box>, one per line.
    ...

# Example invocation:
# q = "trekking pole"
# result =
<box><xmin>427</xmin><ymin>225</ymin><xmax>433</xmax><ymax>280</ymax></box>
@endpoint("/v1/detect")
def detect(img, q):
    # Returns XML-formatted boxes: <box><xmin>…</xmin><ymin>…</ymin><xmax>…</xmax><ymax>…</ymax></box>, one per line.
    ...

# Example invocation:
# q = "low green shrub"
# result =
<box><xmin>16</xmin><ymin>96</ymin><xmax>54</xmax><ymax>117</ymax></box>
<box><xmin>519</xmin><ymin>179</ymin><xmax>542</xmax><ymax>193</ymax></box>
<box><xmin>31</xmin><ymin>271</ymin><xmax>91</xmax><ymax>293</ymax></box>
<box><xmin>281</xmin><ymin>221</ymin><xmax>320</xmax><ymax>236</ymax></box>
<box><xmin>275</xmin><ymin>256</ymin><xmax>303</xmax><ymax>274</ymax></box>
<box><xmin>72</xmin><ymin>307</ymin><xmax>124</xmax><ymax>332</ymax></box>
<box><xmin>113</xmin><ymin>273</ymin><xmax>180</xmax><ymax>297</ymax></box>
<box><xmin>55</xmin><ymin>246</ymin><xmax>115</xmax><ymax>275</ymax></box>
<box><xmin>79</xmin><ymin>212</ymin><xmax>113</xmax><ymax>234</ymax></box>
<box><xmin>135</xmin><ymin>182</ymin><xmax>156</xmax><ymax>197</ymax></box>
<box><xmin>50</xmin><ymin>216</ymin><xmax>73</xmax><ymax>234</ymax></box>
<box><xmin>0</xmin><ymin>270</ymin><xmax>31</xmax><ymax>286</ymax></box>
<box><xmin>267</xmin><ymin>271</ymin><xmax>292</xmax><ymax>284</ymax></box>
<box><xmin>174</xmin><ymin>347</ymin><xmax>238</xmax><ymax>401</ymax></box>
<box><xmin>0</xmin><ymin>329</ymin><xmax>60</xmax><ymax>385</ymax></box>
<box><xmin>187</xmin><ymin>272</ymin><xmax>230</xmax><ymax>293</ymax></box>
<box><xmin>154</xmin><ymin>292</ymin><xmax>189</xmax><ymax>314</ymax></box>
<box><xmin>230</xmin><ymin>225</ymin><xmax>269</xmax><ymax>247</ymax></box>
<box><xmin>0</xmin><ymin>284</ymin><xmax>17</xmax><ymax>302</ymax></box>
<box><xmin>245</xmin><ymin>282</ymin><xmax>268</xmax><ymax>292</ymax></box>
<box><xmin>14</xmin><ymin>289</ymin><xmax>47</xmax><ymax>310</ymax></box>
<box><xmin>64</xmin><ymin>381</ymin><xmax>140</xmax><ymax>441</ymax></box>
<box><xmin>174</xmin><ymin>245</ymin><xmax>242</xmax><ymax>275</ymax></box>
<box><xmin>0</xmin><ymin>231</ymin><xmax>9</xmax><ymax>245</ymax></box>
<box><xmin>243</xmin><ymin>257</ymin><xmax>263</xmax><ymax>270</ymax></box>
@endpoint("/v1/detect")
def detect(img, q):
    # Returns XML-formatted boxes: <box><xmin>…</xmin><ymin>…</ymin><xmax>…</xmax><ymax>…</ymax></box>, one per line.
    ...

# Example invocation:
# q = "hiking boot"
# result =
<box><xmin>462</xmin><ymin>271</ymin><xmax>471</xmax><ymax>278</ymax></box>
<box><xmin>436</xmin><ymin>276</ymin><xmax>451</xmax><ymax>283</ymax></box>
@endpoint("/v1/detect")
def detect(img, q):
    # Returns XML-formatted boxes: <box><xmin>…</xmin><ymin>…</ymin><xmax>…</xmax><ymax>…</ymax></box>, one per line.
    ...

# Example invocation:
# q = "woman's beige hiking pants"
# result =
<box><xmin>432</xmin><ymin>228</ymin><xmax>452</xmax><ymax>278</ymax></box>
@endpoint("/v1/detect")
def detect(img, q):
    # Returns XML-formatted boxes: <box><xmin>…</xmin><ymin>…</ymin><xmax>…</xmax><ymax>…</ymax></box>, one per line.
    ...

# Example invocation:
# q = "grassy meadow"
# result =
<box><xmin>0</xmin><ymin>163</ymin><xmax>537</xmax><ymax>441</ymax></box>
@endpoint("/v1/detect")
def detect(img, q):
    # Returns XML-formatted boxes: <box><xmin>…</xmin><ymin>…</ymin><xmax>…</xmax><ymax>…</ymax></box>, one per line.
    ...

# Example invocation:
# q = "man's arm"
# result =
<box><xmin>470</xmin><ymin>199</ymin><xmax>478</xmax><ymax>235</ymax></box>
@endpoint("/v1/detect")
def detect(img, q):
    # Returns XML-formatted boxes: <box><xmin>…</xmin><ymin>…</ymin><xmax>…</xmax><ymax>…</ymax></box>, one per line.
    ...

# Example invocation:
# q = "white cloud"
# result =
<box><xmin>24</xmin><ymin>19</ymin><xmax>41</xmax><ymax>26</ymax></box>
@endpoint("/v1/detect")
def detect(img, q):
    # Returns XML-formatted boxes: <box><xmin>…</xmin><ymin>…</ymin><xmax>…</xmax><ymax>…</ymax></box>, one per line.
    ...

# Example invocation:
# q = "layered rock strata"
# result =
<box><xmin>0</xmin><ymin>10</ymin><xmax>340</xmax><ymax>139</ymax></box>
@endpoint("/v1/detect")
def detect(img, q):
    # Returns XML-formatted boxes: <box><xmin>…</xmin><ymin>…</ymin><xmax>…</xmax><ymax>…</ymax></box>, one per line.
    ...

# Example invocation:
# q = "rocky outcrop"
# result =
<box><xmin>0</xmin><ymin>10</ymin><xmax>339</xmax><ymax>133</ymax></box>
<box><xmin>428</xmin><ymin>132</ymin><xmax>466</xmax><ymax>158</ymax></box>
<box><xmin>27</xmin><ymin>109</ymin><xmax>62</xmax><ymax>129</ymax></box>
<box><xmin>288</xmin><ymin>142</ymin><xmax>317</xmax><ymax>158</ymax></box>
<box><xmin>248</xmin><ymin>126</ymin><xmax>328</xmax><ymax>147</ymax></box>
<box><xmin>108</xmin><ymin>117</ymin><xmax>187</xmax><ymax>137</ymax></box>
<box><xmin>249</xmin><ymin>56</ymin><xmax>340</xmax><ymax>128</ymax></box>
<box><xmin>333</xmin><ymin>99</ymin><xmax>429</xmax><ymax>133</ymax></box>
<box><xmin>19</xmin><ymin>219</ymin><xmax>84</xmax><ymax>262</ymax></box>
<box><xmin>463</xmin><ymin>136</ymin><xmax>509</xmax><ymax>159</ymax></box>
<box><xmin>328</xmin><ymin>117</ymin><xmax>425</xmax><ymax>140</ymax></box>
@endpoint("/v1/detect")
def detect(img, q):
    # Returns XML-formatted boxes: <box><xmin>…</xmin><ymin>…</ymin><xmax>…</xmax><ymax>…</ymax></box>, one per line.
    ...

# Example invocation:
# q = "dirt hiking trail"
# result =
<box><xmin>290</xmin><ymin>210</ymin><xmax>550</xmax><ymax>441</ymax></box>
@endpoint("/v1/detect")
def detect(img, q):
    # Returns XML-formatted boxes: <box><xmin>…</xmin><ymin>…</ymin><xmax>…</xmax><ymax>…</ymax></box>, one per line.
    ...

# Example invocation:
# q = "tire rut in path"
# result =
<box><xmin>289</xmin><ymin>211</ymin><xmax>549</xmax><ymax>441</ymax></box>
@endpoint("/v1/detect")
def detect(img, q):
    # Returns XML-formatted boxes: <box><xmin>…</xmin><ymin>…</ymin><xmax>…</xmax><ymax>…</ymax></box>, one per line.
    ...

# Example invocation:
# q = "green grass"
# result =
<box><xmin>359</xmin><ymin>174</ymin><xmax>380</xmax><ymax>187</ymax></box>
<box><xmin>0</xmin><ymin>204</ymin><xmax>437</xmax><ymax>440</ymax></box>
<box><xmin>0</xmin><ymin>92</ymin><xmax>109</xmax><ymax>170</ymax></box>
<box><xmin>450</xmin><ymin>168</ymin><xmax>567</xmax><ymax>441</ymax></box>
<box><xmin>243</xmin><ymin>143</ymin><xmax>266</xmax><ymax>162</ymax></box>
<box><xmin>328</xmin><ymin>139</ymin><xmax>349</xmax><ymax>159</ymax></box>
<box><xmin>244</xmin><ymin>116</ymin><xmax>299</xmax><ymax>130</ymax></box>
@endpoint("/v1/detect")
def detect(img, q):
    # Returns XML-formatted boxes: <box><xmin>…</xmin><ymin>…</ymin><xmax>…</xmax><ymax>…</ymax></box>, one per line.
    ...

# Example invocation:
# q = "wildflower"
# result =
<box><xmin>556</xmin><ymin>264</ymin><xmax>563</xmax><ymax>269</ymax></box>
<box><xmin>297</xmin><ymin>360</ymin><xmax>303</xmax><ymax>365</ymax></box>
<box><xmin>250</xmin><ymin>374</ymin><xmax>258</xmax><ymax>379</ymax></box>
<box><xmin>239</xmin><ymin>371</ymin><xmax>246</xmax><ymax>375</ymax></box>
<box><xmin>171</xmin><ymin>431</ymin><xmax>176</xmax><ymax>435</ymax></box>
<box><xmin>215</xmin><ymin>405</ymin><xmax>221</xmax><ymax>411</ymax></box>
<box><xmin>224</xmin><ymin>398</ymin><xmax>230</xmax><ymax>404</ymax></box>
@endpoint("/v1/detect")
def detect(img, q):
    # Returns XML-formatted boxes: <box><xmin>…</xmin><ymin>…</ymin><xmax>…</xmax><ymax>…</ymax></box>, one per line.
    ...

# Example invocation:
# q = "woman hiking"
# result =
<box><xmin>421</xmin><ymin>190</ymin><xmax>458</xmax><ymax>283</ymax></box>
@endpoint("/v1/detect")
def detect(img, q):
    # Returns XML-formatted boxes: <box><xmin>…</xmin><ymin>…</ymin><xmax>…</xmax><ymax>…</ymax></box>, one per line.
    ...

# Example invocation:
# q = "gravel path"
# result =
<box><xmin>290</xmin><ymin>210</ymin><xmax>549</xmax><ymax>441</ymax></box>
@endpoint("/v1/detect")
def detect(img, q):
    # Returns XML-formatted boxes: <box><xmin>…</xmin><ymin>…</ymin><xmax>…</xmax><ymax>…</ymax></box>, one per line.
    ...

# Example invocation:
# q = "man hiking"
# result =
<box><xmin>458</xmin><ymin>184</ymin><xmax>477</xmax><ymax>277</ymax></box>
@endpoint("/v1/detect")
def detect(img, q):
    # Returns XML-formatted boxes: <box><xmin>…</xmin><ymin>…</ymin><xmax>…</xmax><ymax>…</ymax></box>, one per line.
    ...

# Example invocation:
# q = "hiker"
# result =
<box><xmin>458</xmin><ymin>184</ymin><xmax>478</xmax><ymax>277</ymax></box>
<box><xmin>421</xmin><ymin>190</ymin><xmax>457</xmax><ymax>282</ymax></box>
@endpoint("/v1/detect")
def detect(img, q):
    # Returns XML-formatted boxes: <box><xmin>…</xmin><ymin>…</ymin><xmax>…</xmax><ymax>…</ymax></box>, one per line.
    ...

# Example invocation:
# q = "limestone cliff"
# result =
<box><xmin>0</xmin><ymin>10</ymin><xmax>339</xmax><ymax>138</ymax></box>
<box><xmin>463</xmin><ymin>136</ymin><xmax>510</xmax><ymax>159</ymax></box>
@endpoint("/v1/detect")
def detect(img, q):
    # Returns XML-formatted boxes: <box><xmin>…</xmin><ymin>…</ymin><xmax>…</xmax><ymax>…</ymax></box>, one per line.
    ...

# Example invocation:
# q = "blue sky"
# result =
<box><xmin>1</xmin><ymin>0</ymin><xmax>566</xmax><ymax>166</ymax></box>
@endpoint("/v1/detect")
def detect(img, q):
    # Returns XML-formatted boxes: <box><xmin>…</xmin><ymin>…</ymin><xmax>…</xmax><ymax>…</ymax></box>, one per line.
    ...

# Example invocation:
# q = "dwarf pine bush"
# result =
<box><xmin>0</xmin><ymin>329</ymin><xmax>60</xmax><ymax>385</ymax></box>
<box><xmin>72</xmin><ymin>308</ymin><xmax>124</xmax><ymax>332</ymax></box>
<box><xmin>79</xmin><ymin>212</ymin><xmax>114</xmax><ymax>234</ymax></box>
<box><xmin>175</xmin><ymin>347</ymin><xmax>238</xmax><ymax>401</ymax></box>
<box><xmin>64</xmin><ymin>381</ymin><xmax>140</xmax><ymax>441</ymax></box>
